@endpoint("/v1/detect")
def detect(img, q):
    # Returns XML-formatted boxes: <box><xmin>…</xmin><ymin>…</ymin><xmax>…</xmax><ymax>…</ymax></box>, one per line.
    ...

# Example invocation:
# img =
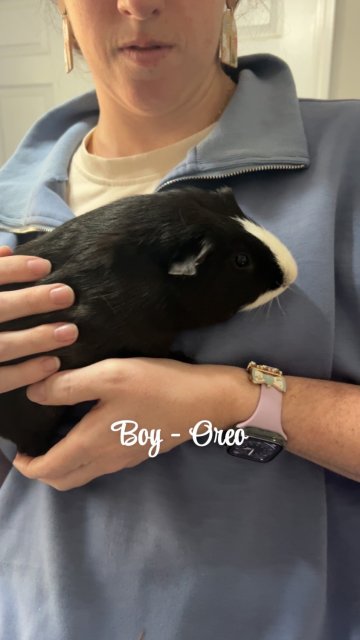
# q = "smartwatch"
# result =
<box><xmin>227</xmin><ymin>361</ymin><xmax>288</xmax><ymax>463</ymax></box>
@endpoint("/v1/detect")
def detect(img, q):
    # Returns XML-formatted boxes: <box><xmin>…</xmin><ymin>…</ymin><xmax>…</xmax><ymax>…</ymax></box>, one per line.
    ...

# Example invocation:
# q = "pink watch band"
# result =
<box><xmin>234</xmin><ymin>384</ymin><xmax>287</xmax><ymax>440</ymax></box>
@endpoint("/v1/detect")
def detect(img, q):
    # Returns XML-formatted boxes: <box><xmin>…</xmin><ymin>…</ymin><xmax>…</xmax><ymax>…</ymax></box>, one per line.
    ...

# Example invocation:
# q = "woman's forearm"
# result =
<box><xmin>217</xmin><ymin>365</ymin><xmax>360</xmax><ymax>482</ymax></box>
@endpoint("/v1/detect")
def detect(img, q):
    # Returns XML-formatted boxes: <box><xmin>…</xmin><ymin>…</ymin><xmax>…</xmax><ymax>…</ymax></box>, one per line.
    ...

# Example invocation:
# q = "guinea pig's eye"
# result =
<box><xmin>233</xmin><ymin>253</ymin><xmax>250</xmax><ymax>268</ymax></box>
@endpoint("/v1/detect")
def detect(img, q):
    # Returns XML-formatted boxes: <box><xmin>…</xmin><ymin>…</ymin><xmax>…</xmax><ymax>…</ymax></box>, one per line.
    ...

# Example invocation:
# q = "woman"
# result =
<box><xmin>0</xmin><ymin>1</ymin><xmax>359</xmax><ymax>638</ymax></box>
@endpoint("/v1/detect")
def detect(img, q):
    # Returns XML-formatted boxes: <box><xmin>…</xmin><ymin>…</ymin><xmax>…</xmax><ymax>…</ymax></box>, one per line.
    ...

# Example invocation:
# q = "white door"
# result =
<box><xmin>0</xmin><ymin>0</ymin><xmax>93</xmax><ymax>166</ymax></box>
<box><xmin>0</xmin><ymin>0</ymin><xmax>336</xmax><ymax>165</ymax></box>
<box><xmin>236</xmin><ymin>0</ymin><xmax>336</xmax><ymax>99</ymax></box>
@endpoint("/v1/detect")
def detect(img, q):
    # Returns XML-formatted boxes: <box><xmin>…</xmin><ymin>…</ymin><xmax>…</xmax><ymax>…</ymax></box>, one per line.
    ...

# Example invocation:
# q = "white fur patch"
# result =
<box><xmin>231</xmin><ymin>215</ymin><xmax>298</xmax><ymax>311</ymax></box>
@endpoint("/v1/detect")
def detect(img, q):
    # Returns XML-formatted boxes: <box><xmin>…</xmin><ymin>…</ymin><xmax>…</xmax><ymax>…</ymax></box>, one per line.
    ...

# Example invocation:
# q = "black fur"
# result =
<box><xmin>0</xmin><ymin>186</ymin><xmax>285</xmax><ymax>455</ymax></box>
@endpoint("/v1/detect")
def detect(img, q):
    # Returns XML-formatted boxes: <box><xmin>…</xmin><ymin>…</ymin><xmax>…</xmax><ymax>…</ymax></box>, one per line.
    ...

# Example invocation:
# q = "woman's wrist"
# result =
<box><xmin>201</xmin><ymin>364</ymin><xmax>261</xmax><ymax>430</ymax></box>
<box><xmin>222</xmin><ymin>365</ymin><xmax>261</xmax><ymax>428</ymax></box>
<box><xmin>214</xmin><ymin>363</ymin><xmax>360</xmax><ymax>482</ymax></box>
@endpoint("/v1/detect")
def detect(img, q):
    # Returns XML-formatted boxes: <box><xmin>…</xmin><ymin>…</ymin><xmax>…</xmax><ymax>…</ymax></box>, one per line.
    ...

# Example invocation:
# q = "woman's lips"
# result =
<box><xmin>118</xmin><ymin>45</ymin><xmax>174</xmax><ymax>65</ymax></box>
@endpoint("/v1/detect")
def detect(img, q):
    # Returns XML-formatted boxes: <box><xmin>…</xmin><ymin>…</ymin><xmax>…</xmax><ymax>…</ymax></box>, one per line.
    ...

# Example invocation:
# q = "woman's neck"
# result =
<box><xmin>87</xmin><ymin>71</ymin><xmax>237</xmax><ymax>158</ymax></box>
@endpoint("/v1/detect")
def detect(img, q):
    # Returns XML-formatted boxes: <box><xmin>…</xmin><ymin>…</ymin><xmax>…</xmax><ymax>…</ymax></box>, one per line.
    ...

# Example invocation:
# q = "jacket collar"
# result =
<box><xmin>0</xmin><ymin>53</ymin><xmax>310</xmax><ymax>230</ymax></box>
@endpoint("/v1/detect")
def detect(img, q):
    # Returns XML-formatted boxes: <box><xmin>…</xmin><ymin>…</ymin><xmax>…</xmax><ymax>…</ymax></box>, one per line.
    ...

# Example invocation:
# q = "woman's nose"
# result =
<box><xmin>116</xmin><ymin>0</ymin><xmax>165</xmax><ymax>20</ymax></box>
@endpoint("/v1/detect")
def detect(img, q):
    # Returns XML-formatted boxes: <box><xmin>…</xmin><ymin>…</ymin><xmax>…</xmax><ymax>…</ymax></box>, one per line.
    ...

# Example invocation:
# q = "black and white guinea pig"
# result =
<box><xmin>0</xmin><ymin>185</ymin><xmax>297</xmax><ymax>455</ymax></box>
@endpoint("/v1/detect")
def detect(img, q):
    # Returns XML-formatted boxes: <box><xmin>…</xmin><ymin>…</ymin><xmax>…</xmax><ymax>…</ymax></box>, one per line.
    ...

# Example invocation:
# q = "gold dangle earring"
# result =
<box><xmin>219</xmin><ymin>0</ymin><xmax>238</xmax><ymax>68</ymax></box>
<box><xmin>61</xmin><ymin>9</ymin><xmax>74</xmax><ymax>74</ymax></box>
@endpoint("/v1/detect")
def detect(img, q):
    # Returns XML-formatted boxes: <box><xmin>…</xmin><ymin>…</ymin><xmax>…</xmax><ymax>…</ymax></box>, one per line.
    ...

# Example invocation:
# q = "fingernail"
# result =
<box><xmin>27</xmin><ymin>258</ymin><xmax>52</xmax><ymax>276</ymax></box>
<box><xmin>27</xmin><ymin>383</ymin><xmax>46</xmax><ymax>402</ymax></box>
<box><xmin>49</xmin><ymin>285</ymin><xmax>74</xmax><ymax>305</ymax></box>
<box><xmin>42</xmin><ymin>356</ymin><xmax>61</xmax><ymax>373</ymax></box>
<box><xmin>54</xmin><ymin>323</ymin><xmax>78</xmax><ymax>341</ymax></box>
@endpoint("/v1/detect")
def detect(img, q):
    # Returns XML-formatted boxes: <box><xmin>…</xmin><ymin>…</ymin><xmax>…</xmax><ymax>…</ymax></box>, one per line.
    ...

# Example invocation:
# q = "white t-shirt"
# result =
<box><xmin>67</xmin><ymin>123</ymin><xmax>216</xmax><ymax>216</ymax></box>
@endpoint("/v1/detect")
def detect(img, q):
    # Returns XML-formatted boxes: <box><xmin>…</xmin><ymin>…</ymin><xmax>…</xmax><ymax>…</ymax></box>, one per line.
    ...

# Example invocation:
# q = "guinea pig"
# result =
<box><xmin>0</xmin><ymin>185</ymin><xmax>297</xmax><ymax>456</ymax></box>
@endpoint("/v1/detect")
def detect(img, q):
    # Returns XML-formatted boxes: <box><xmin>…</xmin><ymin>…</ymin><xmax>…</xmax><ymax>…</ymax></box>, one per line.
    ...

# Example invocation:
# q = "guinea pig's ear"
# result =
<box><xmin>168</xmin><ymin>238</ymin><xmax>213</xmax><ymax>277</ymax></box>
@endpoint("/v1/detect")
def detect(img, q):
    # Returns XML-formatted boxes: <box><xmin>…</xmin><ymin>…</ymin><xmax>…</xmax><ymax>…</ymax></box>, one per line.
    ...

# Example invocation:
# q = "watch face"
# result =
<box><xmin>227</xmin><ymin>437</ymin><xmax>283</xmax><ymax>463</ymax></box>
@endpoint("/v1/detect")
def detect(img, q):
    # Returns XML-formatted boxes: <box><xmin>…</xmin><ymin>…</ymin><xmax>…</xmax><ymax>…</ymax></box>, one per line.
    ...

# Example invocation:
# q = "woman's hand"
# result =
<box><xmin>0</xmin><ymin>245</ymin><xmax>78</xmax><ymax>392</ymax></box>
<box><xmin>12</xmin><ymin>356</ymin><xmax>240</xmax><ymax>490</ymax></box>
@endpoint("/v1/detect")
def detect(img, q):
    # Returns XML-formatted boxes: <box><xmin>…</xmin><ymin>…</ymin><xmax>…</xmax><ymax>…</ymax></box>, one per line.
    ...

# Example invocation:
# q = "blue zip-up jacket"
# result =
<box><xmin>0</xmin><ymin>53</ymin><xmax>360</xmax><ymax>640</ymax></box>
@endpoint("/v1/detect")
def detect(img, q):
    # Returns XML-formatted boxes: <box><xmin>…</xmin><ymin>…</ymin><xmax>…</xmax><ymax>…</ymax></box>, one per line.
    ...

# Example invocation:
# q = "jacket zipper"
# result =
<box><xmin>0</xmin><ymin>163</ymin><xmax>306</xmax><ymax>235</ymax></box>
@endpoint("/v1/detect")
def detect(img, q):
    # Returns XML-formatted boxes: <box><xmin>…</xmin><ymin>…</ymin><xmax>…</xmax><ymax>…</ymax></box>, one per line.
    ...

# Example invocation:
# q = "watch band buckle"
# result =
<box><xmin>246</xmin><ymin>361</ymin><xmax>286</xmax><ymax>393</ymax></box>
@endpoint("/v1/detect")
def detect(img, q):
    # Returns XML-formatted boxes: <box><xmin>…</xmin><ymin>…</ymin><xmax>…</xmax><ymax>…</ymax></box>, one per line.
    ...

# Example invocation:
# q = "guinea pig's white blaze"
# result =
<box><xmin>231</xmin><ymin>215</ymin><xmax>298</xmax><ymax>311</ymax></box>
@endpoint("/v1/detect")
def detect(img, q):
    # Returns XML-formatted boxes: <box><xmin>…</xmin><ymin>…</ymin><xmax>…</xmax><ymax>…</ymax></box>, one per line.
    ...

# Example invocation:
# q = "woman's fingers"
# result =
<box><xmin>0</xmin><ymin>254</ymin><xmax>75</xmax><ymax>323</ymax></box>
<box><xmin>0</xmin><ymin>282</ymin><xmax>75</xmax><ymax>324</ymax></box>
<box><xmin>0</xmin><ymin>251</ymin><xmax>78</xmax><ymax>393</ymax></box>
<box><xmin>0</xmin><ymin>245</ymin><xmax>14</xmax><ymax>258</ymax></box>
<box><xmin>0</xmin><ymin>321</ymin><xmax>79</xmax><ymax>364</ymax></box>
<box><xmin>0</xmin><ymin>254</ymin><xmax>51</xmax><ymax>285</ymax></box>
<box><xmin>0</xmin><ymin>355</ymin><xmax>62</xmax><ymax>394</ymax></box>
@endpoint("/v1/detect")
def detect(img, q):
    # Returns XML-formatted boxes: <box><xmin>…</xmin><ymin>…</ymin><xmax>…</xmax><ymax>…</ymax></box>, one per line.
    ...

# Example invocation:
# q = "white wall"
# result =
<box><xmin>329</xmin><ymin>0</ymin><xmax>360</xmax><ymax>98</ymax></box>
